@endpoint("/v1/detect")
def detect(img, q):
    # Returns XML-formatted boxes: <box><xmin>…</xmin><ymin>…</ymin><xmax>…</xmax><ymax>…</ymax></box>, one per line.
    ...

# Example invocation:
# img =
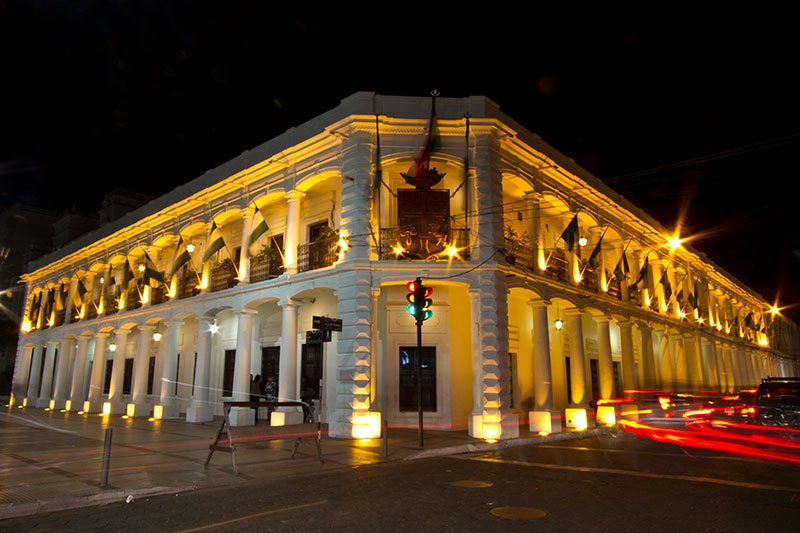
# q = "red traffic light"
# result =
<box><xmin>406</xmin><ymin>281</ymin><xmax>417</xmax><ymax>293</ymax></box>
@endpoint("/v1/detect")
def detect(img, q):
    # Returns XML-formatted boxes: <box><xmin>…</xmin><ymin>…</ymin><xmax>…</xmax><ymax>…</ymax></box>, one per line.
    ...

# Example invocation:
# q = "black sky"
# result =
<box><xmin>1</xmin><ymin>3</ymin><xmax>798</xmax><ymax>321</ymax></box>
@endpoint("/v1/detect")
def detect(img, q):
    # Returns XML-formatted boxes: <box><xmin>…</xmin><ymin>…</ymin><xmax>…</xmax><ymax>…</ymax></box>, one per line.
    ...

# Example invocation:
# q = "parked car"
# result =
<box><xmin>745</xmin><ymin>377</ymin><xmax>800</xmax><ymax>428</ymax></box>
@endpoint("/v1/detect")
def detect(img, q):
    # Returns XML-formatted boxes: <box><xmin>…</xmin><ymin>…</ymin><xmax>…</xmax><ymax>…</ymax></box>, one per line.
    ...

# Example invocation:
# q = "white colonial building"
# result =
<box><xmin>10</xmin><ymin>93</ymin><xmax>799</xmax><ymax>439</ymax></box>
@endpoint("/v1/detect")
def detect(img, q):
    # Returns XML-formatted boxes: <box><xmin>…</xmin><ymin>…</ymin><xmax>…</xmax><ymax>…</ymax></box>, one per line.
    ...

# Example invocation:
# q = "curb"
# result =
<box><xmin>404</xmin><ymin>427</ymin><xmax>612</xmax><ymax>461</ymax></box>
<box><xmin>0</xmin><ymin>485</ymin><xmax>197</xmax><ymax>521</ymax></box>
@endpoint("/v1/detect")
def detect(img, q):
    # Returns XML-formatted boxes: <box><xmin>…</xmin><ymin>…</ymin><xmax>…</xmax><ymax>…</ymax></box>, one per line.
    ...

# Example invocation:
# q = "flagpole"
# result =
<box><xmin>580</xmin><ymin>228</ymin><xmax>607</xmax><ymax>278</ymax></box>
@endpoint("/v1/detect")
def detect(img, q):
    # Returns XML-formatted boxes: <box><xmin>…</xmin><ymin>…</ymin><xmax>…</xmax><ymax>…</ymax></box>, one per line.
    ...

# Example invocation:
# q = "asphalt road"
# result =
<box><xmin>5</xmin><ymin>430</ymin><xmax>800</xmax><ymax>532</ymax></box>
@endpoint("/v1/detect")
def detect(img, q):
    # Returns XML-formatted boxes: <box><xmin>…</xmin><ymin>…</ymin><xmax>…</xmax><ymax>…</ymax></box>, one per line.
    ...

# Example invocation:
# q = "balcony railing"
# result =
<box><xmin>543</xmin><ymin>248</ymin><xmax>568</xmax><ymax>282</ymax></box>
<box><xmin>54</xmin><ymin>309</ymin><xmax>65</xmax><ymax>327</ymax></box>
<box><xmin>504</xmin><ymin>238</ymin><xmax>534</xmax><ymax>270</ymax></box>
<box><xmin>86</xmin><ymin>301</ymin><xmax>99</xmax><ymax>319</ymax></box>
<box><xmin>127</xmin><ymin>287</ymin><xmax>142</xmax><ymax>310</ymax></box>
<box><xmin>606</xmin><ymin>277</ymin><xmax>622</xmax><ymax>300</ymax></box>
<box><xmin>580</xmin><ymin>266</ymin><xmax>599</xmax><ymax>293</ymax></box>
<box><xmin>379</xmin><ymin>228</ymin><xmax>470</xmax><ymax>260</ymax></box>
<box><xmin>150</xmin><ymin>285</ymin><xmax>167</xmax><ymax>306</ymax></box>
<box><xmin>211</xmin><ymin>259</ymin><xmax>239</xmax><ymax>292</ymax></box>
<box><xmin>298</xmin><ymin>237</ymin><xmax>338</xmax><ymax>272</ymax></box>
<box><xmin>250</xmin><ymin>253</ymin><xmax>284</xmax><ymax>282</ymax></box>
<box><xmin>179</xmin><ymin>271</ymin><xmax>201</xmax><ymax>299</ymax></box>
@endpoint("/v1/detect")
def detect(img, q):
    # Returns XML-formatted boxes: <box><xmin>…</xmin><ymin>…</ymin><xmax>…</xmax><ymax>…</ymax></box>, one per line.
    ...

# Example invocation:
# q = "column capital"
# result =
<box><xmin>164</xmin><ymin>320</ymin><xmax>183</xmax><ymax>328</ymax></box>
<box><xmin>527</xmin><ymin>298</ymin><xmax>551</xmax><ymax>308</ymax></box>
<box><xmin>278</xmin><ymin>298</ymin><xmax>303</xmax><ymax>309</ymax></box>
<box><xmin>236</xmin><ymin>308</ymin><xmax>259</xmax><ymax>316</ymax></box>
<box><xmin>283</xmin><ymin>189</ymin><xmax>306</xmax><ymax>201</ymax></box>
<box><xmin>634</xmin><ymin>320</ymin><xmax>652</xmax><ymax>330</ymax></box>
<box><xmin>114</xmin><ymin>328</ymin><xmax>131</xmax><ymax>337</ymax></box>
<box><xmin>523</xmin><ymin>190</ymin><xmax>543</xmax><ymax>201</ymax></box>
<box><xmin>138</xmin><ymin>324</ymin><xmax>155</xmax><ymax>332</ymax></box>
<box><xmin>594</xmin><ymin>315</ymin><xmax>611</xmax><ymax>325</ymax></box>
<box><xmin>564</xmin><ymin>307</ymin><xmax>583</xmax><ymax>318</ymax></box>
<box><xmin>95</xmin><ymin>331</ymin><xmax>110</xmax><ymax>339</ymax></box>
<box><xmin>78</xmin><ymin>332</ymin><xmax>92</xmax><ymax>341</ymax></box>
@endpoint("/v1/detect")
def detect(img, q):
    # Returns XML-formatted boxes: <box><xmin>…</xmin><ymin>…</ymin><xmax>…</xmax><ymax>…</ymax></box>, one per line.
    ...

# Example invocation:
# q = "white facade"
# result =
<box><xmin>11</xmin><ymin>93</ymin><xmax>799</xmax><ymax>439</ymax></box>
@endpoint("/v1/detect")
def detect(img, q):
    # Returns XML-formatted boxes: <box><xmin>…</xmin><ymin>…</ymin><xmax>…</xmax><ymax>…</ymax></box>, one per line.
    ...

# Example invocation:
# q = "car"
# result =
<box><xmin>746</xmin><ymin>377</ymin><xmax>800</xmax><ymax>428</ymax></box>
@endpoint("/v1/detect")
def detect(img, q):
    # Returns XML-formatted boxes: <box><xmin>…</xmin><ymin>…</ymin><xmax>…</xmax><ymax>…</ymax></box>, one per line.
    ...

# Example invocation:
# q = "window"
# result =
<box><xmin>301</xmin><ymin>343</ymin><xmax>323</xmax><ymax>401</ymax></box>
<box><xmin>38</xmin><ymin>347</ymin><xmax>47</xmax><ymax>396</ymax></box>
<box><xmin>50</xmin><ymin>349</ymin><xmax>59</xmax><ymax>396</ymax></box>
<box><xmin>308</xmin><ymin>221</ymin><xmax>329</xmax><ymax>242</ymax></box>
<box><xmin>613</xmin><ymin>361</ymin><xmax>622</xmax><ymax>397</ymax></box>
<box><xmin>147</xmin><ymin>356</ymin><xmax>155</xmax><ymax>395</ymax></box>
<box><xmin>399</xmin><ymin>346</ymin><xmax>436</xmax><ymax>412</ymax></box>
<box><xmin>123</xmin><ymin>358</ymin><xmax>133</xmax><ymax>395</ymax></box>
<box><xmin>222</xmin><ymin>350</ymin><xmax>235</xmax><ymax>397</ymax></box>
<box><xmin>590</xmin><ymin>359</ymin><xmax>599</xmax><ymax>401</ymax></box>
<box><xmin>261</xmin><ymin>346</ymin><xmax>280</xmax><ymax>397</ymax></box>
<box><xmin>103</xmin><ymin>360</ymin><xmax>113</xmax><ymax>394</ymax></box>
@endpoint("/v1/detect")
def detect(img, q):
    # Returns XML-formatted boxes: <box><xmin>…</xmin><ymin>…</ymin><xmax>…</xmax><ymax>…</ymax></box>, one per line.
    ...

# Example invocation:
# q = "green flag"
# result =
<box><xmin>248</xmin><ymin>202</ymin><xmax>270</xmax><ymax>248</ymax></box>
<box><xmin>559</xmin><ymin>215</ymin><xmax>579</xmax><ymax>252</ymax></box>
<box><xmin>143</xmin><ymin>266</ymin><xmax>166</xmax><ymax>287</ymax></box>
<box><xmin>614</xmin><ymin>253</ymin><xmax>629</xmax><ymax>282</ymax></box>
<box><xmin>203</xmin><ymin>222</ymin><xmax>226</xmax><ymax>263</ymax></box>
<box><xmin>123</xmin><ymin>259</ymin><xmax>134</xmax><ymax>287</ymax></box>
<box><xmin>74</xmin><ymin>278</ymin><xmax>88</xmax><ymax>307</ymax></box>
<box><xmin>632</xmin><ymin>256</ymin><xmax>649</xmax><ymax>287</ymax></box>
<box><xmin>170</xmin><ymin>250</ymin><xmax>192</xmax><ymax>277</ymax></box>
<box><xmin>586</xmin><ymin>229</ymin><xmax>606</xmax><ymax>270</ymax></box>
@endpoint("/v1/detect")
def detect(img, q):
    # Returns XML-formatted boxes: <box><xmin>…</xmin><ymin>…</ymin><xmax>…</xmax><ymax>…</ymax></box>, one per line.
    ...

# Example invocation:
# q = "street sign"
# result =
<box><xmin>306</xmin><ymin>329</ymin><xmax>332</xmax><ymax>344</ymax></box>
<box><xmin>312</xmin><ymin>316</ymin><xmax>342</xmax><ymax>332</ymax></box>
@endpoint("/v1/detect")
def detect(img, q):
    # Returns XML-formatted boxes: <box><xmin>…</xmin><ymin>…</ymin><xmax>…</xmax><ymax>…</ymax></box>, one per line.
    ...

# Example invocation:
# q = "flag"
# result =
<box><xmin>56</xmin><ymin>282</ymin><xmax>67</xmax><ymax>311</ymax></box>
<box><xmin>248</xmin><ymin>202</ymin><xmax>270</xmax><ymax>248</ymax></box>
<box><xmin>106</xmin><ymin>263</ymin><xmax>115</xmax><ymax>289</ymax></box>
<box><xmin>122</xmin><ymin>259</ymin><xmax>134</xmax><ymax>287</ymax></box>
<box><xmin>401</xmin><ymin>95</ymin><xmax>445</xmax><ymax>188</ymax></box>
<box><xmin>745</xmin><ymin>312</ymin><xmax>754</xmax><ymax>329</ymax></box>
<box><xmin>170</xmin><ymin>237</ymin><xmax>192</xmax><ymax>277</ymax></box>
<box><xmin>632</xmin><ymin>255</ymin><xmax>649</xmax><ymax>287</ymax></box>
<box><xmin>661</xmin><ymin>270</ymin><xmax>672</xmax><ymax>302</ymax></box>
<box><xmin>44</xmin><ymin>289</ymin><xmax>55</xmax><ymax>318</ymax></box>
<box><xmin>141</xmin><ymin>249</ymin><xmax>166</xmax><ymax>287</ymax></box>
<box><xmin>586</xmin><ymin>229</ymin><xmax>606</xmax><ymax>270</ymax></box>
<box><xmin>613</xmin><ymin>252</ymin><xmax>629</xmax><ymax>282</ymax></box>
<box><xmin>28</xmin><ymin>292</ymin><xmax>40</xmax><ymax>322</ymax></box>
<box><xmin>75</xmin><ymin>278</ymin><xmax>88</xmax><ymax>307</ymax></box>
<box><xmin>203</xmin><ymin>222</ymin><xmax>226</xmax><ymax>263</ymax></box>
<box><xmin>559</xmin><ymin>215</ymin><xmax>579</xmax><ymax>252</ymax></box>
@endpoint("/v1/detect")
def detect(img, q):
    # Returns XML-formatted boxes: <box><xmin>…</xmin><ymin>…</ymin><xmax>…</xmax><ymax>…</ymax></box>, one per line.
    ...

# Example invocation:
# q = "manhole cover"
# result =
<box><xmin>450</xmin><ymin>480</ymin><xmax>493</xmax><ymax>488</ymax></box>
<box><xmin>490</xmin><ymin>507</ymin><xmax>546</xmax><ymax>520</ymax></box>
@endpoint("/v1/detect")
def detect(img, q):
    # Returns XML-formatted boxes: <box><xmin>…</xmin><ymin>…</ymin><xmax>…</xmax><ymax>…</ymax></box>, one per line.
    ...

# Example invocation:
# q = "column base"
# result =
<box><xmin>126</xmin><ymin>402</ymin><xmax>151</xmax><ymax>418</ymax></box>
<box><xmin>36</xmin><ymin>397</ymin><xmax>52</xmax><ymax>408</ymax></box>
<box><xmin>500</xmin><ymin>413</ymin><xmax>520</xmax><ymax>439</ymax></box>
<box><xmin>65</xmin><ymin>400</ymin><xmax>84</xmax><ymax>412</ymax></box>
<box><xmin>596</xmin><ymin>405</ymin><xmax>616</xmax><ymax>425</ymax></box>
<box><xmin>186</xmin><ymin>405</ymin><xmax>214</xmax><ymax>423</ymax></box>
<box><xmin>153</xmin><ymin>404</ymin><xmax>181</xmax><ymax>419</ymax></box>
<box><xmin>271</xmin><ymin>410</ymin><xmax>304</xmax><ymax>426</ymax></box>
<box><xmin>565</xmin><ymin>408</ymin><xmax>595</xmax><ymax>429</ymax></box>
<box><xmin>617</xmin><ymin>403</ymin><xmax>640</xmax><ymax>421</ymax></box>
<box><xmin>49</xmin><ymin>399</ymin><xmax>68</xmax><ymax>411</ymax></box>
<box><xmin>104</xmin><ymin>399</ymin><xmax>126</xmax><ymax>415</ymax></box>
<box><xmin>25</xmin><ymin>396</ymin><xmax>39</xmax><ymax>407</ymax></box>
<box><xmin>529</xmin><ymin>410</ymin><xmax>562</xmax><ymax>434</ymax></box>
<box><xmin>229</xmin><ymin>406</ymin><xmax>255</xmax><ymax>427</ymax></box>
<box><xmin>84</xmin><ymin>400</ymin><xmax>105</xmax><ymax>413</ymax></box>
<box><xmin>469</xmin><ymin>413</ymin><xmax>520</xmax><ymax>439</ymax></box>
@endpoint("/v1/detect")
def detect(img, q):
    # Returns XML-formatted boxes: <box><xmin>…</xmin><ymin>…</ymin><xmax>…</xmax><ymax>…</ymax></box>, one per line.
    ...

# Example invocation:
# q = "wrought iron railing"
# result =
<box><xmin>606</xmin><ymin>277</ymin><xmax>622</xmax><ymax>300</ymax></box>
<box><xmin>179</xmin><ymin>271</ymin><xmax>201</xmax><ymax>299</ymax></box>
<box><xmin>211</xmin><ymin>259</ymin><xmax>239</xmax><ymax>292</ymax></box>
<box><xmin>127</xmin><ymin>287</ymin><xmax>142</xmax><ymax>310</ymax></box>
<box><xmin>86</xmin><ymin>301</ymin><xmax>99</xmax><ymax>319</ymax></box>
<box><xmin>379</xmin><ymin>228</ymin><xmax>470</xmax><ymax>260</ymax></box>
<box><xmin>54</xmin><ymin>309</ymin><xmax>65</xmax><ymax>327</ymax></box>
<box><xmin>580</xmin><ymin>266</ymin><xmax>599</xmax><ymax>293</ymax></box>
<box><xmin>150</xmin><ymin>285</ymin><xmax>167</xmax><ymax>306</ymax></box>
<box><xmin>250</xmin><ymin>253</ymin><xmax>284</xmax><ymax>282</ymax></box>
<box><xmin>504</xmin><ymin>238</ymin><xmax>534</xmax><ymax>270</ymax></box>
<box><xmin>543</xmin><ymin>248</ymin><xmax>568</xmax><ymax>282</ymax></box>
<box><xmin>298</xmin><ymin>237</ymin><xmax>338</xmax><ymax>272</ymax></box>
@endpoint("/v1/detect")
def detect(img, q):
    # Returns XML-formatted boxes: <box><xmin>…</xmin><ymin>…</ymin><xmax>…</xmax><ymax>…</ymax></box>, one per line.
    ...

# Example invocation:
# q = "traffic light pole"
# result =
<box><xmin>416</xmin><ymin>314</ymin><xmax>424</xmax><ymax>447</ymax></box>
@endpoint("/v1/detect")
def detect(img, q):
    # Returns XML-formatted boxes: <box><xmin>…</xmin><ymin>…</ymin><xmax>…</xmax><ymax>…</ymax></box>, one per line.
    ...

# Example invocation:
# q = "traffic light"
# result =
<box><xmin>406</xmin><ymin>278</ymin><xmax>433</xmax><ymax>323</ymax></box>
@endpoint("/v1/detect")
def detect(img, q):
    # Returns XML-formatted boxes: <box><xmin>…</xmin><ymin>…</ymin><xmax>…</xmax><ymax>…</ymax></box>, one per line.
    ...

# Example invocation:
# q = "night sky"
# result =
<box><xmin>1</xmin><ymin>4</ymin><xmax>798</xmax><ymax>322</ymax></box>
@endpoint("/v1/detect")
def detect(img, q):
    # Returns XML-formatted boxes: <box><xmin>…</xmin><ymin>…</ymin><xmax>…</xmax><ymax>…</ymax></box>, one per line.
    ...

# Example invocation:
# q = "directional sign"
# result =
<box><xmin>306</xmin><ymin>329</ymin><xmax>332</xmax><ymax>344</ymax></box>
<box><xmin>312</xmin><ymin>316</ymin><xmax>342</xmax><ymax>332</ymax></box>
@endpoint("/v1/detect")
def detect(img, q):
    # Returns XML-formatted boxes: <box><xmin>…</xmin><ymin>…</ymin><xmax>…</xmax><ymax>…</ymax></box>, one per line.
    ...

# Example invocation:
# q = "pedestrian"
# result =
<box><xmin>265</xmin><ymin>375</ymin><xmax>277</xmax><ymax>423</ymax></box>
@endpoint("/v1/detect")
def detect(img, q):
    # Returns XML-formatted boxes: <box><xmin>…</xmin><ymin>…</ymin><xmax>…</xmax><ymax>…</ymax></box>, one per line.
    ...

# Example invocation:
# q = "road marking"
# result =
<box><xmin>176</xmin><ymin>500</ymin><xmax>328</xmax><ymax>532</ymax></box>
<box><xmin>455</xmin><ymin>455</ymin><xmax>800</xmax><ymax>493</ymax></box>
<box><xmin>536</xmin><ymin>444</ymin><xmax>758</xmax><ymax>462</ymax></box>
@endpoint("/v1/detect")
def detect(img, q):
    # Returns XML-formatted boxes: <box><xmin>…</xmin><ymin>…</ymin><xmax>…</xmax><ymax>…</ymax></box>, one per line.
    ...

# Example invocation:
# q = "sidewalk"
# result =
<box><xmin>1</xmin><ymin>405</ymin><xmax>609</xmax><ymax>520</ymax></box>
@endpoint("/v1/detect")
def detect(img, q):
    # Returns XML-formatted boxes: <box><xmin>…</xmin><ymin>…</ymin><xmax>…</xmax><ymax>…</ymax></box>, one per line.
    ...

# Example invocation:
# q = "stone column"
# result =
<box><xmin>470</xmin><ymin>289</ymin><xmax>483</xmax><ymax>421</ymax></box>
<box><xmin>128</xmin><ymin>325</ymin><xmax>154</xmax><ymax>417</ymax></box>
<box><xmin>36</xmin><ymin>340</ymin><xmax>59</xmax><ymax>407</ymax></box>
<box><xmin>618</xmin><ymin>320</ymin><xmax>637</xmax><ymax>391</ymax></box>
<box><xmin>105</xmin><ymin>329</ymin><xmax>130</xmax><ymax>414</ymax></box>
<box><xmin>187</xmin><ymin>318</ymin><xmax>214</xmax><ymax>423</ymax></box>
<box><xmin>528</xmin><ymin>299</ymin><xmax>560</xmax><ymax>433</ymax></box>
<box><xmin>651</xmin><ymin>259</ymin><xmax>665</xmax><ymax>313</ymax></box>
<box><xmin>655</xmin><ymin>328</ymin><xmax>673</xmax><ymax>390</ymax></box>
<box><xmin>721</xmin><ymin>344</ymin><xmax>735</xmax><ymax>393</ymax></box>
<box><xmin>50</xmin><ymin>337</ymin><xmax>74</xmax><ymax>410</ymax></box>
<box><xmin>670</xmin><ymin>333</ymin><xmax>688</xmax><ymax>390</ymax></box>
<box><xmin>230</xmin><ymin>309</ymin><xmax>257</xmax><ymax>426</ymax></box>
<box><xmin>283</xmin><ymin>190</ymin><xmax>305</xmax><ymax>275</ymax></box>
<box><xmin>201</xmin><ymin>226</ymin><xmax>212</xmax><ymax>293</ymax></box>
<box><xmin>238</xmin><ymin>211</ymin><xmax>252</xmax><ymax>284</ymax></box>
<box><xmin>85</xmin><ymin>331</ymin><xmax>108</xmax><ymax>412</ymax></box>
<box><xmin>637</xmin><ymin>322</ymin><xmax>657</xmax><ymax>389</ymax></box>
<box><xmin>699</xmin><ymin>337</ymin><xmax>717</xmax><ymax>390</ymax></box>
<box><xmin>275</xmin><ymin>300</ymin><xmax>303</xmax><ymax>425</ymax></box>
<box><xmin>12</xmin><ymin>344</ymin><xmax>33</xmax><ymax>406</ymax></box>
<box><xmin>66</xmin><ymin>333</ymin><xmax>91</xmax><ymax>411</ymax></box>
<box><xmin>26</xmin><ymin>342</ymin><xmax>45</xmax><ymax>405</ymax></box>
<box><xmin>155</xmin><ymin>320</ymin><xmax>183</xmax><ymax>419</ymax></box>
<box><xmin>596</xmin><ymin>316</ymin><xmax>614</xmax><ymax>399</ymax></box>
<box><xmin>525</xmin><ymin>192</ymin><xmax>544</xmax><ymax>273</ymax></box>
<box><xmin>566</xmin><ymin>309</ymin><xmax>588</xmax><ymax>407</ymax></box>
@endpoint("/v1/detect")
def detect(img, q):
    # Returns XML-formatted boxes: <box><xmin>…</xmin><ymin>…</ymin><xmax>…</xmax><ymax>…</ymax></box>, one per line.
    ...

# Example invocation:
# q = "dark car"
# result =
<box><xmin>747</xmin><ymin>377</ymin><xmax>800</xmax><ymax>428</ymax></box>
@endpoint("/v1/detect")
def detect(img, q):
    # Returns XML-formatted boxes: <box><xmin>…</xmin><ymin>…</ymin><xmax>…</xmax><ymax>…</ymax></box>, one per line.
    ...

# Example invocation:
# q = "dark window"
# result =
<box><xmin>565</xmin><ymin>356</ymin><xmax>572</xmax><ymax>404</ymax></box>
<box><xmin>309</xmin><ymin>221</ymin><xmax>329</xmax><ymax>242</ymax></box>
<box><xmin>38</xmin><ymin>347</ymin><xmax>47</xmax><ymax>396</ymax></box>
<box><xmin>222</xmin><ymin>350</ymin><xmax>235</xmax><ymax>397</ymax></box>
<box><xmin>175</xmin><ymin>353</ymin><xmax>180</xmax><ymax>396</ymax></box>
<box><xmin>301</xmin><ymin>343</ymin><xmax>323</xmax><ymax>401</ymax></box>
<box><xmin>613</xmin><ymin>361</ymin><xmax>622</xmax><ymax>397</ymax></box>
<box><xmin>103</xmin><ymin>360</ymin><xmax>113</xmax><ymax>394</ymax></box>
<box><xmin>147</xmin><ymin>356</ymin><xmax>155</xmax><ymax>395</ymax></box>
<box><xmin>50</xmin><ymin>349</ymin><xmax>59</xmax><ymax>396</ymax></box>
<box><xmin>508</xmin><ymin>352</ymin><xmax>516</xmax><ymax>409</ymax></box>
<box><xmin>192</xmin><ymin>353</ymin><xmax>197</xmax><ymax>395</ymax></box>
<box><xmin>261</xmin><ymin>346</ymin><xmax>280</xmax><ymax>397</ymax></box>
<box><xmin>123</xmin><ymin>359</ymin><xmax>133</xmax><ymax>395</ymax></box>
<box><xmin>399</xmin><ymin>346</ymin><xmax>436</xmax><ymax>412</ymax></box>
<box><xmin>590</xmin><ymin>359</ymin><xmax>599</xmax><ymax>401</ymax></box>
